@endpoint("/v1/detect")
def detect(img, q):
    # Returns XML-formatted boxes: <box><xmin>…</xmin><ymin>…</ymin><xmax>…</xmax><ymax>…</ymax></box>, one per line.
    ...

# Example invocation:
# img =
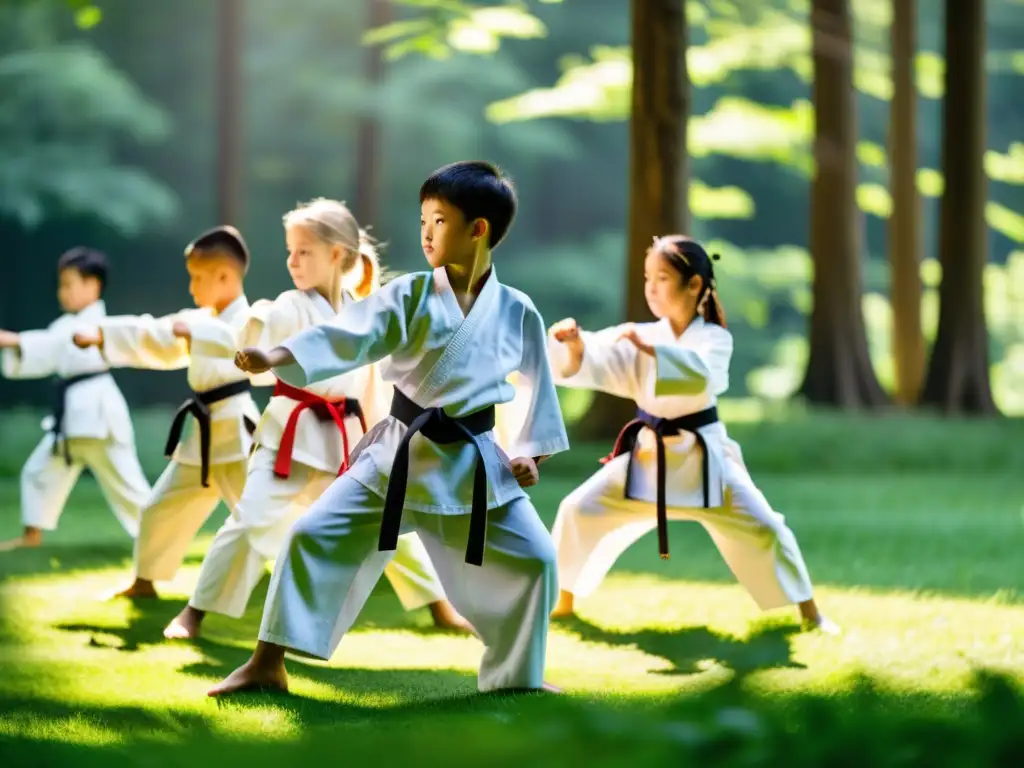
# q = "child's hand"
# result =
<box><xmin>0</xmin><ymin>330</ymin><xmax>19</xmax><ymax>349</ymax></box>
<box><xmin>550</xmin><ymin>318</ymin><xmax>581</xmax><ymax>344</ymax></box>
<box><xmin>510</xmin><ymin>456</ymin><xmax>539</xmax><ymax>488</ymax></box>
<box><xmin>171</xmin><ymin>321</ymin><xmax>191</xmax><ymax>340</ymax></box>
<box><xmin>72</xmin><ymin>331</ymin><xmax>103</xmax><ymax>349</ymax></box>
<box><xmin>550</xmin><ymin>318</ymin><xmax>584</xmax><ymax>377</ymax></box>
<box><xmin>235</xmin><ymin>346</ymin><xmax>293</xmax><ymax>374</ymax></box>
<box><xmin>618</xmin><ymin>325</ymin><xmax>654</xmax><ymax>356</ymax></box>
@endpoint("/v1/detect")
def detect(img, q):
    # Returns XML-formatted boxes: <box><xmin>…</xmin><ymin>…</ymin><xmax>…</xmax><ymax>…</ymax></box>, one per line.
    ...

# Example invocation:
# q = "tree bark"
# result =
<box><xmin>580</xmin><ymin>0</ymin><xmax>690</xmax><ymax>440</ymax></box>
<box><xmin>888</xmin><ymin>0</ymin><xmax>926</xmax><ymax>405</ymax></box>
<box><xmin>919</xmin><ymin>0</ymin><xmax>996</xmax><ymax>414</ymax></box>
<box><xmin>798</xmin><ymin>0</ymin><xmax>888</xmax><ymax>408</ymax></box>
<box><xmin>354</xmin><ymin>0</ymin><xmax>390</xmax><ymax>226</ymax></box>
<box><xmin>216</xmin><ymin>0</ymin><xmax>243</xmax><ymax>225</ymax></box>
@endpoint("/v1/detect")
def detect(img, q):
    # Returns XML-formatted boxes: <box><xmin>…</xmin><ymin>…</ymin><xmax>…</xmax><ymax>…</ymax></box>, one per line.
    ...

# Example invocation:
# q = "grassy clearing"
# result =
<box><xmin>0</xmin><ymin>410</ymin><xmax>1022</xmax><ymax>765</ymax></box>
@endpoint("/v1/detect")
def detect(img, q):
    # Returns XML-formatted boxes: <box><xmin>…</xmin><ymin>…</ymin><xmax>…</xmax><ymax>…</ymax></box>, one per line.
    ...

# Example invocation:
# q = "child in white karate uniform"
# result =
<box><xmin>0</xmin><ymin>248</ymin><xmax>151</xmax><ymax>551</ymax></box>
<box><xmin>74</xmin><ymin>227</ymin><xmax>261</xmax><ymax>600</ymax></box>
<box><xmin>547</xmin><ymin>235</ymin><xmax>839</xmax><ymax>634</ymax></box>
<box><xmin>164</xmin><ymin>198</ymin><xmax>465</xmax><ymax>639</ymax></box>
<box><xmin>210</xmin><ymin>161</ymin><xmax>569</xmax><ymax>697</ymax></box>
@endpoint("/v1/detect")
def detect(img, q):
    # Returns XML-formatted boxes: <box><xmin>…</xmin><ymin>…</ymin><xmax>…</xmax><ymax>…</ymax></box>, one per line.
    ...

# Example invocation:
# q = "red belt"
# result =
<box><xmin>272</xmin><ymin>379</ymin><xmax>367</xmax><ymax>479</ymax></box>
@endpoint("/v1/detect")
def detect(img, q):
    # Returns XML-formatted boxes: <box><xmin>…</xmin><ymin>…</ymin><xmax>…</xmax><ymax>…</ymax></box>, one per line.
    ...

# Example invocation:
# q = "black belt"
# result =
<box><xmin>605</xmin><ymin>406</ymin><xmax>719</xmax><ymax>559</ymax></box>
<box><xmin>379</xmin><ymin>387</ymin><xmax>495</xmax><ymax>566</ymax></box>
<box><xmin>164</xmin><ymin>379</ymin><xmax>254</xmax><ymax>488</ymax></box>
<box><xmin>51</xmin><ymin>371</ymin><xmax>107</xmax><ymax>465</ymax></box>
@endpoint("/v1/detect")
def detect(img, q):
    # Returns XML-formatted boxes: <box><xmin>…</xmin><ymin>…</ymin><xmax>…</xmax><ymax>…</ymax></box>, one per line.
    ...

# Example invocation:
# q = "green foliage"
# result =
<box><xmin>364</xmin><ymin>0</ymin><xmax>558</xmax><ymax>59</ymax></box>
<box><xmin>741</xmin><ymin>251</ymin><xmax>1024</xmax><ymax>415</ymax></box>
<box><xmin>0</xmin><ymin>3</ymin><xmax>177</xmax><ymax>234</ymax></box>
<box><xmin>378</xmin><ymin>0</ymin><xmax>1024</xmax><ymax>236</ymax></box>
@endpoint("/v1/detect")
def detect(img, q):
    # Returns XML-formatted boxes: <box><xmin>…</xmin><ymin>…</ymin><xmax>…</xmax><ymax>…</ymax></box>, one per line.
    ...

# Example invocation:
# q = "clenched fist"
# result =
<box><xmin>72</xmin><ymin>331</ymin><xmax>103</xmax><ymax>349</ymax></box>
<box><xmin>234</xmin><ymin>346</ymin><xmax>293</xmax><ymax>374</ymax></box>
<box><xmin>549</xmin><ymin>318</ymin><xmax>584</xmax><ymax>378</ymax></box>
<box><xmin>510</xmin><ymin>456</ymin><xmax>539</xmax><ymax>488</ymax></box>
<box><xmin>550</xmin><ymin>317</ymin><xmax>580</xmax><ymax>344</ymax></box>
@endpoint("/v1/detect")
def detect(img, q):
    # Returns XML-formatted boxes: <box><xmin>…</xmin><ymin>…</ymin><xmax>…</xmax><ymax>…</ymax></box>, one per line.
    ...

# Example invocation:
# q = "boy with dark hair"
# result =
<box><xmin>211</xmin><ymin>160</ymin><xmax>569</xmax><ymax>697</ymax></box>
<box><xmin>74</xmin><ymin>225</ymin><xmax>261</xmax><ymax>600</ymax></box>
<box><xmin>0</xmin><ymin>247</ymin><xmax>151</xmax><ymax>551</ymax></box>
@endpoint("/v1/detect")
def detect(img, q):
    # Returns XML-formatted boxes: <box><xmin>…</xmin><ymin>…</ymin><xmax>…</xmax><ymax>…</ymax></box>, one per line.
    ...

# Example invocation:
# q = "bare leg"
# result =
<box><xmin>164</xmin><ymin>605</ymin><xmax>206</xmax><ymax>639</ymax></box>
<box><xmin>0</xmin><ymin>526</ymin><xmax>42</xmax><ymax>552</ymax></box>
<box><xmin>105</xmin><ymin>577</ymin><xmax>158</xmax><ymax>600</ymax></box>
<box><xmin>208</xmin><ymin>641</ymin><xmax>289</xmax><ymax>696</ymax></box>
<box><xmin>550</xmin><ymin>590</ymin><xmax>575</xmax><ymax>619</ymax></box>
<box><xmin>799</xmin><ymin>598</ymin><xmax>841</xmax><ymax>635</ymax></box>
<box><xmin>428</xmin><ymin>600</ymin><xmax>475</xmax><ymax>633</ymax></box>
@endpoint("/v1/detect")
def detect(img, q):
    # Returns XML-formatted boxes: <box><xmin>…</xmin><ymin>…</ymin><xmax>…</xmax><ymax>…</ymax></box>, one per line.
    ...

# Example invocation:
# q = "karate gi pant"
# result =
<box><xmin>19</xmin><ymin>434</ymin><xmax>150</xmax><ymax>536</ymax></box>
<box><xmin>189</xmin><ymin>448</ymin><xmax>447</xmax><ymax>619</ymax></box>
<box><xmin>134</xmin><ymin>459</ymin><xmax>247</xmax><ymax>583</ymax></box>
<box><xmin>552</xmin><ymin>443</ymin><xmax>815</xmax><ymax>610</ymax></box>
<box><xmin>257</xmin><ymin>473</ymin><xmax>558</xmax><ymax>692</ymax></box>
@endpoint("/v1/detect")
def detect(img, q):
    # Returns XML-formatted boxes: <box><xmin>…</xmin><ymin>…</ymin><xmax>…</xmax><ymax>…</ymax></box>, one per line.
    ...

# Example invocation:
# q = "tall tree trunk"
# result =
<box><xmin>919</xmin><ymin>0</ymin><xmax>996</xmax><ymax>413</ymax></box>
<box><xmin>888</xmin><ymin>0</ymin><xmax>925</xmax><ymax>405</ymax></box>
<box><xmin>216</xmin><ymin>0</ymin><xmax>242</xmax><ymax>225</ymax></box>
<box><xmin>799</xmin><ymin>0</ymin><xmax>888</xmax><ymax>408</ymax></box>
<box><xmin>580</xmin><ymin>0</ymin><xmax>690</xmax><ymax>440</ymax></box>
<box><xmin>354</xmin><ymin>0</ymin><xmax>390</xmax><ymax>226</ymax></box>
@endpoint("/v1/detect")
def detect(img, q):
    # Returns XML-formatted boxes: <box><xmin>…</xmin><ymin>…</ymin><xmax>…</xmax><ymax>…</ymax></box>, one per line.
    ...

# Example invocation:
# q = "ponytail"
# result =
<box><xmin>702</xmin><ymin>288</ymin><xmax>727</xmax><ymax>328</ymax></box>
<box><xmin>701</xmin><ymin>252</ymin><xmax>726</xmax><ymax>327</ymax></box>
<box><xmin>352</xmin><ymin>228</ymin><xmax>381</xmax><ymax>299</ymax></box>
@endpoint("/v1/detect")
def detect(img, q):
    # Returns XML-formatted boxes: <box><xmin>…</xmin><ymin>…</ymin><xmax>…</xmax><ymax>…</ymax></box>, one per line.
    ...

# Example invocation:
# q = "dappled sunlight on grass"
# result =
<box><xmin>1</xmin><ymin>445</ymin><xmax>1023</xmax><ymax>762</ymax></box>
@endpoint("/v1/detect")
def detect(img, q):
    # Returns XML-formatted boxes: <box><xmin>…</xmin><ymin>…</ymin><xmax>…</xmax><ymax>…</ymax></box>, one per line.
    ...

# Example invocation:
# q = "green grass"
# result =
<box><xmin>1</xmin><ymin>411</ymin><xmax>1023</xmax><ymax>765</ymax></box>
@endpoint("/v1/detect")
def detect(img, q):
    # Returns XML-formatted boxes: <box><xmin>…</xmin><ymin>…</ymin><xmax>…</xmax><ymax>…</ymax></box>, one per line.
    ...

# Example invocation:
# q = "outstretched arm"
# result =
<box><xmin>250</xmin><ymin>275</ymin><xmax>424</xmax><ymax>388</ymax></box>
<box><xmin>0</xmin><ymin>326</ymin><xmax>63</xmax><ymax>380</ymax></box>
<box><xmin>89</xmin><ymin>312</ymin><xmax>193</xmax><ymax>370</ymax></box>
<box><xmin>621</xmin><ymin>323</ymin><xmax>733</xmax><ymax>396</ymax></box>
<box><xmin>548</xmin><ymin>319</ymin><xmax>641</xmax><ymax>401</ymax></box>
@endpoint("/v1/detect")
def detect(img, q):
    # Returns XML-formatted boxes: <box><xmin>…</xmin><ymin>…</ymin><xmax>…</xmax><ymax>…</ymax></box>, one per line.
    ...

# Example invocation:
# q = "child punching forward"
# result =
<box><xmin>0</xmin><ymin>247</ymin><xmax>151</xmax><ymax>551</ymax></box>
<box><xmin>209</xmin><ymin>161</ymin><xmax>569</xmax><ymax>697</ymax></box>
<box><xmin>164</xmin><ymin>198</ymin><xmax>466</xmax><ymax>639</ymax></box>
<box><xmin>547</xmin><ymin>235</ymin><xmax>839</xmax><ymax>635</ymax></box>
<box><xmin>74</xmin><ymin>227</ymin><xmax>260</xmax><ymax>601</ymax></box>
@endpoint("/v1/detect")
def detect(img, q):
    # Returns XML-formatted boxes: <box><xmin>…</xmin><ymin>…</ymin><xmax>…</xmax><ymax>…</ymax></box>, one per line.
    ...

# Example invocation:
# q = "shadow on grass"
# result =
<box><xmin>51</xmin><ymin>567</ymin><xmax>478</xmax><ymax>658</ymax></box>
<box><xmin>0</xmin><ymin>543</ymin><xmax>133</xmax><ymax>581</ymax></box>
<box><xmin>1</xmin><ymin>668</ymin><xmax>1022</xmax><ymax>768</ymax></box>
<box><xmin>554</xmin><ymin>615</ymin><xmax>804</xmax><ymax>677</ymax></box>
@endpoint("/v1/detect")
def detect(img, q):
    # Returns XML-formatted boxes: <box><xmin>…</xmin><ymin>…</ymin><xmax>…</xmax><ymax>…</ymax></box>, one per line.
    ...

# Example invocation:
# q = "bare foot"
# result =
<box><xmin>0</xmin><ymin>536</ymin><xmax>39</xmax><ymax>553</ymax></box>
<box><xmin>0</xmin><ymin>527</ymin><xmax>43</xmax><ymax>552</ymax></box>
<box><xmin>495</xmin><ymin>681</ymin><xmax>563</xmax><ymax>695</ymax></box>
<box><xmin>804</xmin><ymin>616</ymin><xmax>842</xmax><ymax>636</ymax></box>
<box><xmin>429</xmin><ymin>601</ymin><xmax>476</xmax><ymax>635</ymax></box>
<box><xmin>103</xmin><ymin>579</ymin><xmax>158</xmax><ymax>602</ymax></box>
<box><xmin>208</xmin><ymin>659</ymin><xmax>289</xmax><ymax>697</ymax></box>
<box><xmin>164</xmin><ymin>606</ymin><xmax>205</xmax><ymax>640</ymax></box>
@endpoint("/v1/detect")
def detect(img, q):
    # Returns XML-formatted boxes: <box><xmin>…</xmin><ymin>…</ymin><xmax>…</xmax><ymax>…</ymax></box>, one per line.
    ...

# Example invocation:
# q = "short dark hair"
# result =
<box><xmin>57</xmin><ymin>247</ymin><xmax>108</xmax><ymax>292</ymax></box>
<box><xmin>419</xmin><ymin>161</ymin><xmax>517</xmax><ymax>249</ymax></box>
<box><xmin>185</xmin><ymin>225</ymin><xmax>250</xmax><ymax>273</ymax></box>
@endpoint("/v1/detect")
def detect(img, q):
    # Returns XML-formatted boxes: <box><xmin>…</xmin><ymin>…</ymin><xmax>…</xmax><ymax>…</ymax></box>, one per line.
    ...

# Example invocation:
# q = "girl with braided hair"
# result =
<box><xmin>547</xmin><ymin>235</ymin><xmax>837</xmax><ymax>634</ymax></box>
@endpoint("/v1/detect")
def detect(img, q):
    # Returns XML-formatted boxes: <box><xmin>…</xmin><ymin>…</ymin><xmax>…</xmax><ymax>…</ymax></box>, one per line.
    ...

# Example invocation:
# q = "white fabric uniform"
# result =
<box><xmin>260</xmin><ymin>267</ymin><xmax>569</xmax><ymax>691</ymax></box>
<box><xmin>99</xmin><ymin>295</ymin><xmax>260</xmax><ymax>582</ymax></box>
<box><xmin>548</xmin><ymin>316</ymin><xmax>814</xmax><ymax>610</ymax></box>
<box><xmin>189</xmin><ymin>287</ymin><xmax>446</xmax><ymax>619</ymax></box>
<box><xmin>1</xmin><ymin>300</ymin><xmax>150</xmax><ymax>534</ymax></box>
